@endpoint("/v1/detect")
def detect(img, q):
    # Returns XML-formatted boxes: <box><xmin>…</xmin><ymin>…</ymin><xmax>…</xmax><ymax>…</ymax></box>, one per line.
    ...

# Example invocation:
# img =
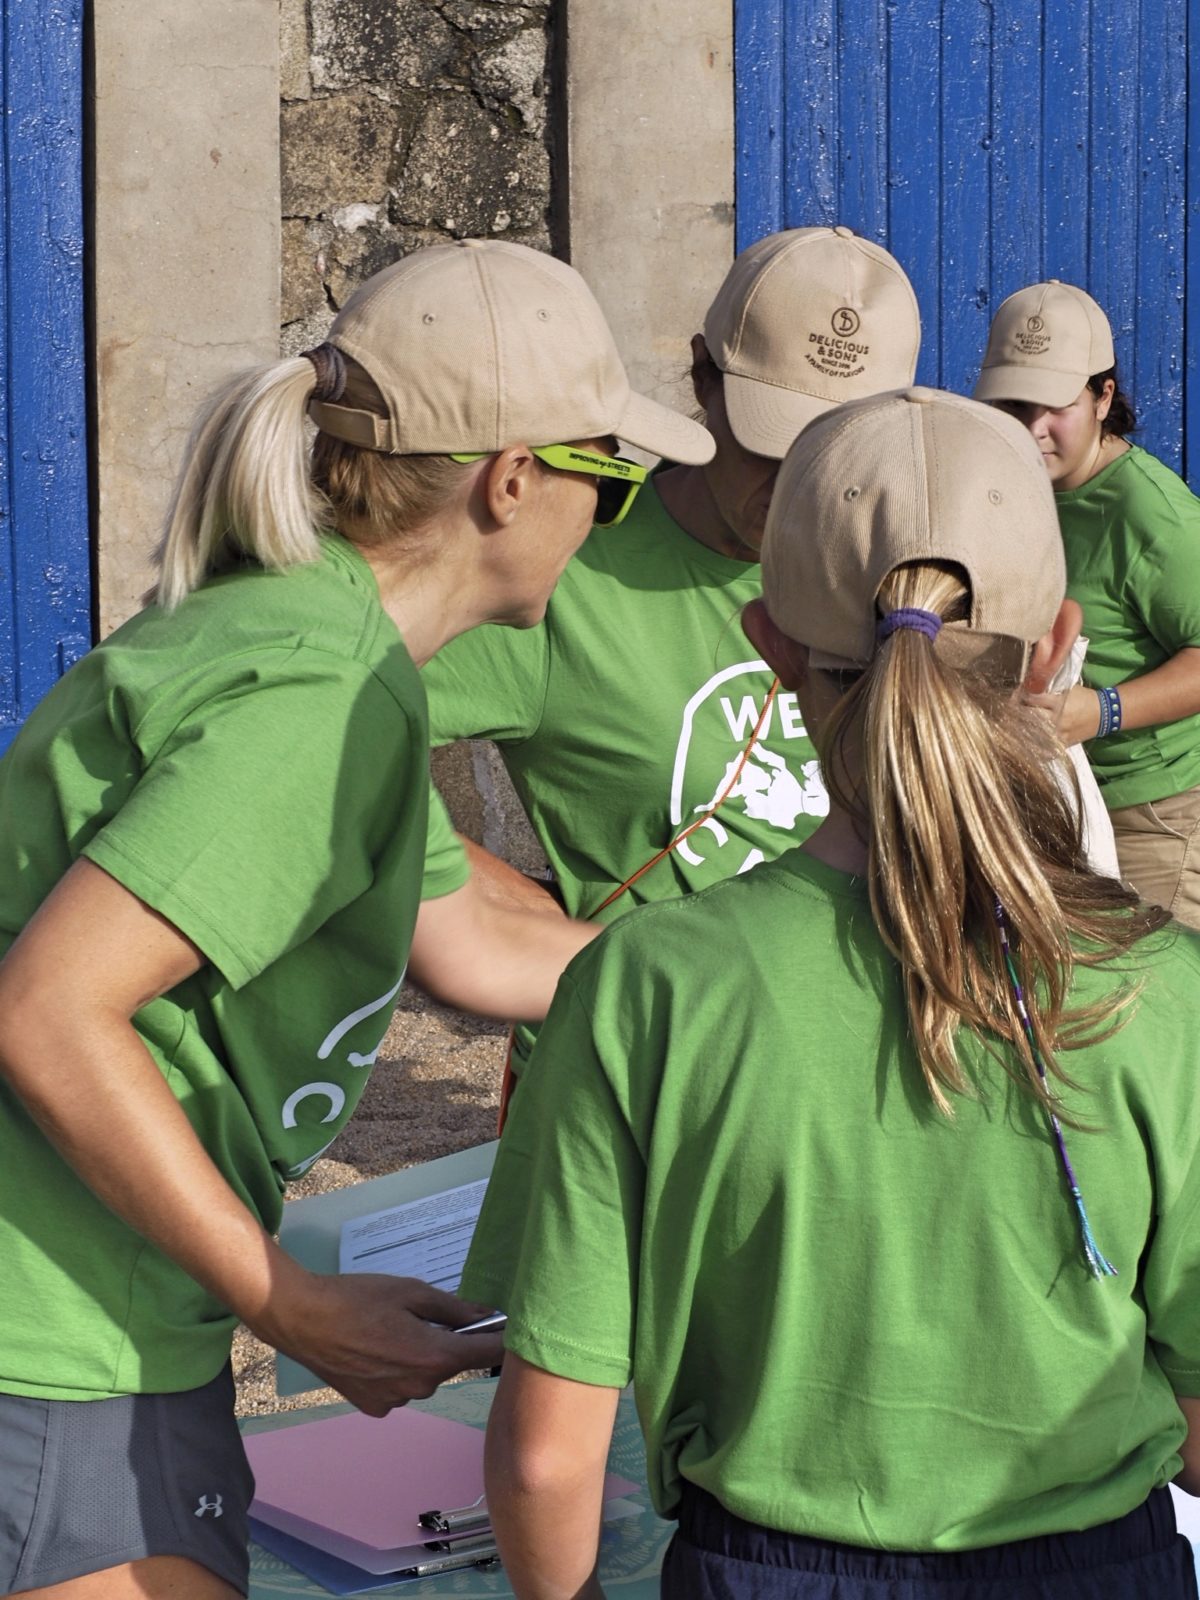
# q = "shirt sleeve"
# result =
<box><xmin>421</xmin><ymin>783</ymin><xmax>470</xmax><ymax>901</ymax></box>
<box><xmin>84</xmin><ymin>658</ymin><xmax>418</xmax><ymax>990</ymax></box>
<box><xmin>1130</xmin><ymin>486</ymin><xmax>1200</xmax><ymax>655</ymax></box>
<box><xmin>461</xmin><ymin>969</ymin><xmax>644</xmax><ymax>1387</ymax></box>
<box><xmin>420</xmin><ymin>621</ymin><xmax>551</xmax><ymax>746</ymax></box>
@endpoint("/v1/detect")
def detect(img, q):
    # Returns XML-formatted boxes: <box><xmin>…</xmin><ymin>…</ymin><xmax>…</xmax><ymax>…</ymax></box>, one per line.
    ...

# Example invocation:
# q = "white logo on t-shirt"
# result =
<box><xmin>670</xmin><ymin>661</ymin><xmax>828</xmax><ymax>871</ymax></box>
<box><xmin>194</xmin><ymin>1493</ymin><xmax>224</xmax><ymax>1518</ymax></box>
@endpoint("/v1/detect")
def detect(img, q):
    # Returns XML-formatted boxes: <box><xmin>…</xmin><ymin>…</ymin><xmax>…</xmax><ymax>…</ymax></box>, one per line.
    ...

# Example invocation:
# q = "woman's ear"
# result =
<box><xmin>690</xmin><ymin>334</ymin><xmax>719</xmax><ymax>411</ymax></box>
<box><xmin>480</xmin><ymin>445</ymin><xmax>536</xmax><ymax>528</ymax></box>
<box><xmin>1093</xmin><ymin>377</ymin><xmax>1115</xmax><ymax>426</ymax></box>
<box><xmin>1025</xmin><ymin>598</ymin><xmax>1082</xmax><ymax>695</ymax></box>
<box><xmin>742</xmin><ymin>598</ymin><xmax>810</xmax><ymax>689</ymax></box>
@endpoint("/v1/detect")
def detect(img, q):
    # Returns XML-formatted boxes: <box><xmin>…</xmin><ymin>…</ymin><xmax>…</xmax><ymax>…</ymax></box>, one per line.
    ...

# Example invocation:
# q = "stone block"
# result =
<box><xmin>282</xmin><ymin>89</ymin><xmax>418</xmax><ymax>216</ymax></box>
<box><xmin>393</xmin><ymin>91</ymin><xmax>548</xmax><ymax>236</ymax></box>
<box><xmin>282</xmin><ymin>218</ymin><xmax>329</xmax><ymax>325</ymax></box>
<box><xmin>438</xmin><ymin>3</ymin><xmax>549</xmax><ymax>48</ymax></box>
<box><xmin>471</xmin><ymin>25</ymin><xmax>547</xmax><ymax>134</ymax></box>
<box><xmin>280</xmin><ymin>0</ymin><xmax>312</xmax><ymax>100</ymax></box>
<box><xmin>311</xmin><ymin>0</ymin><xmax>456</xmax><ymax>92</ymax></box>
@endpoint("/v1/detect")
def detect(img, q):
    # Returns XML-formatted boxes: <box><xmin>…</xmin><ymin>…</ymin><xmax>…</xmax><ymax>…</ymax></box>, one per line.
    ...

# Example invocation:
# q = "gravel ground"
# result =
<box><xmin>233</xmin><ymin>984</ymin><xmax>507</xmax><ymax>1416</ymax></box>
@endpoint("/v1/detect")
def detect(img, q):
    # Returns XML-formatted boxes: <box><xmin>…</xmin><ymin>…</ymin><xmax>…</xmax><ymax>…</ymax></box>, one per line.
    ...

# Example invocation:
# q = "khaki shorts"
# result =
<box><xmin>1109</xmin><ymin>784</ymin><xmax>1200</xmax><ymax>932</ymax></box>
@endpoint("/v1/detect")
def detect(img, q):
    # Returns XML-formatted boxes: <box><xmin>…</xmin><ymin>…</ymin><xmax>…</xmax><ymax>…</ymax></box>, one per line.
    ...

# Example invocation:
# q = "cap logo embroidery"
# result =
<box><xmin>1014</xmin><ymin>313</ymin><xmax>1051</xmax><ymax>356</ymax></box>
<box><xmin>807</xmin><ymin>312</ymin><xmax>870</xmax><ymax>380</ymax></box>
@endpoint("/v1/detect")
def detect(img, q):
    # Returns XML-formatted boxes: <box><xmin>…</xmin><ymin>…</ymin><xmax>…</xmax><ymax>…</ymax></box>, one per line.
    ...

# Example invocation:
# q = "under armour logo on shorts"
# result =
<box><xmin>194</xmin><ymin>1493</ymin><xmax>224</xmax><ymax>1519</ymax></box>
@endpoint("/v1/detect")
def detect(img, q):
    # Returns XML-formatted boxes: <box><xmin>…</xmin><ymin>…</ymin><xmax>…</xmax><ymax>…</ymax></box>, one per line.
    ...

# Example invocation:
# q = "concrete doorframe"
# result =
<box><xmin>92</xmin><ymin>2</ymin><xmax>280</xmax><ymax>635</ymax></box>
<box><xmin>564</xmin><ymin>0</ymin><xmax>734</xmax><ymax>436</ymax></box>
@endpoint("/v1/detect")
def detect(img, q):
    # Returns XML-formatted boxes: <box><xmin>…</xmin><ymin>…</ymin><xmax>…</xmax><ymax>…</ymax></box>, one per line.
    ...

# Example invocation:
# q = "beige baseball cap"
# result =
<box><xmin>703</xmin><ymin>226</ymin><xmax>921</xmax><ymax>460</ymax></box>
<box><xmin>761</xmin><ymin>387</ymin><xmax>1065</xmax><ymax>668</ymax></box>
<box><xmin>973</xmin><ymin>280</ymin><xmax>1115</xmax><ymax>408</ymax></box>
<box><xmin>309</xmin><ymin>239</ymin><xmax>714</xmax><ymax>465</ymax></box>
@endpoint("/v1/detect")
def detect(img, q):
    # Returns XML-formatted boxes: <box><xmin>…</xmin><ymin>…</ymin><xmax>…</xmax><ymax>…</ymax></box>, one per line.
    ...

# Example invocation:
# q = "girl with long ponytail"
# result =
<box><xmin>464</xmin><ymin>389</ymin><xmax>1200</xmax><ymax>1600</ymax></box>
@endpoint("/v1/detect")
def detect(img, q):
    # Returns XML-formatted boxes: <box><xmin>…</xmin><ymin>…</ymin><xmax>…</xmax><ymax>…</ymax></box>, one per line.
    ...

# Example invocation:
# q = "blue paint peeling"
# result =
<box><xmin>735</xmin><ymin>0</ymin><xmax>1196</xmax><ymax>484</ymax></box>
<box><xmin>0</xmin><ymin>0</ymin><xmax>90</xmax><ymax>754</ymax></box>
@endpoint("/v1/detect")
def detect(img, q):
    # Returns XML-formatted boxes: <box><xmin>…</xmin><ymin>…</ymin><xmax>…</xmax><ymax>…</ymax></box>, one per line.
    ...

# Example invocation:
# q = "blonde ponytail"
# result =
<box><xmin>819</xmin><ymin>561</ymin><xmax>1158</xmax><ymax>1121</ymax></box>
<box><xmin>155</xmin><ymin>357</ymin><xmax>325</xmax><ymax>609</ymax></box>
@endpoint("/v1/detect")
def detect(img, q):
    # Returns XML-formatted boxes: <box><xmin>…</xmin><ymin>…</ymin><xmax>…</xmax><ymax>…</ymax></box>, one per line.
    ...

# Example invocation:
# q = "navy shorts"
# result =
<box><xmin>0</xmin><ymin>1365</ymin><xmax>254</xmax><ymax>1596</ymax></box>
<box><xmin>662</xmin><ymin>1484</ymin><xmax>1199</xmax><ymax>1600</ymax></box>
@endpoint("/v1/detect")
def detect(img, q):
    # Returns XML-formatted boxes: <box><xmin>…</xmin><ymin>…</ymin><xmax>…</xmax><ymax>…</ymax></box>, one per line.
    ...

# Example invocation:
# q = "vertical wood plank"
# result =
<box><xmin>1131</xmin><ymin>0</ymin><xmax>1186</xmax><ymax>472</ymax></box>
<box><xmin>989</xmin><ymin>0</ymin><xmax>1045</xmax><ymax>333</ymax></box>
<box><xmin>1</xmin><ymin>0</ymin><xmax>90</xmax><ymax>751</ymax></box>
<box><xmin>735</xmin><ymin>0</ymin><xmax>786</xmax><ymax>251</ymax></box>
<box><xmin>1086</xmin><ymin>4</ymin><xmax>1139</xmax><ymax>397</ymax></box>
<box><xmin>939</xmin><ymin>0</ymin><xmax>992</xmax><ymax>395</ymax></box>
<box><xmin>885</xmin><ymin>0</ymin><xmax>942</xmax><ymax>385</ymax></box>
<box><xmin>835</xmin><ymin>0</ymin><xmax>888</xmax><ymax>241</ymax></box>
<box><xmin>1041</xmin><ymin>0</ymin><xmax>1090</xmax><ymax>289</ymax></box>
<box><xmin>782</xmin><ymin>0</ymin><xmax>838</xmax><ymax>226</ymax></box>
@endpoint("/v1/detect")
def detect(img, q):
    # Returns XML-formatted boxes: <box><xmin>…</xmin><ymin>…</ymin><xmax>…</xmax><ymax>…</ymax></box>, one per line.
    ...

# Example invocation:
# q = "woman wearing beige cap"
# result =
<box><xmin>420</xmin><ymin>227</ymin><xmax>922</xmax><ymax>1107</ymax></box>
<box><xmin>976</xmin><ymin>280</ymin><xmax>1200</xmax><ymax>929</ymax></box>
<box><xmin>0</xmin><ymin>239</ymin><xmax>712</xmax><ymax>1599</ymax></box>
<box><xmin>463</xmin><ymin>390</ymin><xmax>1200</xmax><ymax>1598</ymax></box>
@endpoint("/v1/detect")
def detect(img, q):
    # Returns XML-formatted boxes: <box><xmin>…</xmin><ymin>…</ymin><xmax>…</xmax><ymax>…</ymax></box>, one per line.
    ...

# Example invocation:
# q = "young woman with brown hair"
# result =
<box><xmin>976</xmin><ymin>280</ymin><xmax>1200</xmax><ymax>929</ymax></box>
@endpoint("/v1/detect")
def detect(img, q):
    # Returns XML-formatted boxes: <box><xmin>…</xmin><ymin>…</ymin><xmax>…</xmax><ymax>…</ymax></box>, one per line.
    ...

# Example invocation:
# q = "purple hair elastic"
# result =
<box><xmin>876</xmin><ymin>607</ymin><xmax>943</xmax><ymax>643</ymax></box>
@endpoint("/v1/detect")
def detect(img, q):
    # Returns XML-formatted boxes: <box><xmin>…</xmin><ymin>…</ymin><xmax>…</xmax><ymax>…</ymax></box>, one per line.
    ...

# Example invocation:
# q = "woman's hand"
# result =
<box><xmin>258</xmin><ymin>1268</ymin><xmax>504</xmax><ymax>1416</ymax></box>
<box><xmin>1054</xmin><ymin>684</ymin><xmax>1104</xmax><ymax>747</ymax></box>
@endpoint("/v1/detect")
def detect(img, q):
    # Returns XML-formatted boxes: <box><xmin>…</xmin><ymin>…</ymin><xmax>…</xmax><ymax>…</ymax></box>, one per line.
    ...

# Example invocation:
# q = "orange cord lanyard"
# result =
<box><xmin>496</xmin><ymin>677</ymin><xmax>782</xmax><ymax>1132</ymax></box>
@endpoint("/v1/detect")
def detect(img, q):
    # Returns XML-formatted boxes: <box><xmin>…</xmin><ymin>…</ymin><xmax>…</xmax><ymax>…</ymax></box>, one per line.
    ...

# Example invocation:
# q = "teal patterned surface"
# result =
<box><xmin>244</xmin><ymin>1380</ymin><xmax>667</xmax><ymax>1598</ymax></box>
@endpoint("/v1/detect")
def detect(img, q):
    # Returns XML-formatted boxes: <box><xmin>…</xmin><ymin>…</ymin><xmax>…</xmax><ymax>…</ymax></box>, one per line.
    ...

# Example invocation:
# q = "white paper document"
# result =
<box><xmin>338</xmin><ymin>1178</ymin><xmax>488</xmax><ymax>1289</ymax></box>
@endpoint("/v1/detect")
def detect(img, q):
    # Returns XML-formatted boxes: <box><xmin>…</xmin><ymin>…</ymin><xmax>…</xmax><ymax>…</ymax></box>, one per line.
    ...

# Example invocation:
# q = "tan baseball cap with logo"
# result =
<box><xmin>309</xmin><ymin>239</ymin><xmax>715</xmax><ymax>465</ymax></box>
<box><xmin>761</xmin><ymin>387</ymin><xmax>1065</xmax><ymax>668</ymax></box>
<box><xmin>973</xmin><ymin>280</ymin><xmax>1115</xmax><ymax>409</ymax></box>
<box><xmin>703</xmin><ymin>226</ymin><xmax>921</xmax><ymax>460</ymax></box>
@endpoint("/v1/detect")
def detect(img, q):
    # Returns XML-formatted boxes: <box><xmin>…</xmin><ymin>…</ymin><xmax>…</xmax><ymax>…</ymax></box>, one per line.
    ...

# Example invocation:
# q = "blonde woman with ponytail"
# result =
<box><xmin>0</xmin><ymin>240</ymin><xmax>713</xmax><ymax>1600</ymax></box>
<box><xmin>463</xmin><ymin>390</ymin><xmax>1200</xmax><ymax>1600</ymax></box>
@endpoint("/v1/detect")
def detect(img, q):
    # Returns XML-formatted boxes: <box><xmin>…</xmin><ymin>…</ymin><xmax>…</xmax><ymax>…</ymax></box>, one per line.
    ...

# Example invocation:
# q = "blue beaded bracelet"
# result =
<box><xmin>1095</xmin><ymin>684</ymin><xmax>1123</xmax><ymax>738</ymax></box>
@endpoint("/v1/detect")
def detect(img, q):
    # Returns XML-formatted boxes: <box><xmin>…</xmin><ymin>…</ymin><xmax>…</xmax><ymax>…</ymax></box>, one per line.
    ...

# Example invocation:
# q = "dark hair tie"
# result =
<box><xmin>300</xmin><ymin>342</ymin><xmax>348</xmax><ymax>403</ymax></box>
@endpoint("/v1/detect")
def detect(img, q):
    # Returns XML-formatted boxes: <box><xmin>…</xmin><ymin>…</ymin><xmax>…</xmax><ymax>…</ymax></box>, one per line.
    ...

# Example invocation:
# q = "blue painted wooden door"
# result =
<box><xmin>0</xmin><ymin>0</ymin><xmax>90</xmax><ymax>754</ymax></box>
<box><xmin>735</xmin><ymin>0</ymin><xmax>1197</xmax><ymax>483</ymax></box>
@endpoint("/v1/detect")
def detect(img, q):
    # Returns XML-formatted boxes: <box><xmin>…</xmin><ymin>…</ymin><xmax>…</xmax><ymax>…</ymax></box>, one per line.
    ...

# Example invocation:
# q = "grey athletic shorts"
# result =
<box><xmin>0</xmin><ymin>1364</ymin><xmax>254</xmax><ymax>1595</ymax></box>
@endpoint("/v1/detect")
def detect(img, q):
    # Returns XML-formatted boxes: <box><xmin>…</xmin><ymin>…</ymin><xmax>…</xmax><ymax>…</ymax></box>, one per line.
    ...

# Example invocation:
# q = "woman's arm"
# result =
<box><xmin>0</xmin><ymin>858</ymin><xmax>502</xmax><ymax>1410</ymax></box>
<box><xmin>485</xmin><ymin>1353</ymin><xmax>619</xmax><ymax>1600</ymax></box>
<box><xmin>1057</xmin><ymin>646</ymin><xmax>1200</xmax><ymax>746</ymax></box>
<box><xmin>409</xmin><ymin>866</ymin><xmax>600</xmax><ymax>1021</ymax></box>
<box><xmin>1175</xmin><ymin>1396</ymin><xmax>1200</xmax><ymax>1495</ymax></box>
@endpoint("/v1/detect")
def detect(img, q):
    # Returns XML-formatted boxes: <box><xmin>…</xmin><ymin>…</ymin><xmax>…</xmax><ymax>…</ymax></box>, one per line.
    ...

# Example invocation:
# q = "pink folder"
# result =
<box><xmin>246</xmin><ymin>1405</ymin><xmax>638</xmax><ymax>1575</ymax></box>
<box><xmin>246</xmin><ymin>1407</ymin><xmax>486</xmax><ymax>1552</ymax></box>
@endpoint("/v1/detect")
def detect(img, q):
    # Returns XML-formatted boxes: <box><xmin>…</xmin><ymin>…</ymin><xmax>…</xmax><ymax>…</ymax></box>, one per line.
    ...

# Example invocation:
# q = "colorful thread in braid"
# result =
<box><xmin>993</xmin><ymin>897</ymin><xmax>1117</xmax><ymax>1280</ymax></box>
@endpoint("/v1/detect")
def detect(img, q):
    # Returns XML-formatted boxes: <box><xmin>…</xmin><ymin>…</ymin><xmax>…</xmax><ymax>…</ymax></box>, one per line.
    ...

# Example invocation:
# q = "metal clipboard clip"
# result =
<box><xmin>418</xmin><ymin>1492</ymin><xmax>489</xmax><ymax>1536</ymax></box>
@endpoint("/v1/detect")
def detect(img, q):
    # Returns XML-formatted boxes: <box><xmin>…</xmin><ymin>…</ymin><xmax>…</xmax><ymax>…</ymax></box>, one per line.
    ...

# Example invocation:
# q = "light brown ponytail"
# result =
<box><xmin>818</xmin><ymin>560</ymin><xmax>1159</xmax><ymax>1120</ymax></box>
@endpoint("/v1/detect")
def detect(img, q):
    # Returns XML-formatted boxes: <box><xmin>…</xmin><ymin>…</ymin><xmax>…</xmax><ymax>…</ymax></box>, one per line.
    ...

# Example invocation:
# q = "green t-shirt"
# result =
<box><xmin>420</xmin><ymin>480</ymin><xmax>828</xmax><ymax>922</ymax></box>
<box><xmin>464</xmin><ymin>851</ymin><xmax>1200</xmax><ymax>1550</ymax></box>
<box><xmin>1058</xmin><ymin>444</ymin><xmax>1200</xmax><ymax>809</ymax></box>
<box><xmin>0</xmin><ymin>539</ymin><xmax>466</xmax><ymax>1401</ymax></box>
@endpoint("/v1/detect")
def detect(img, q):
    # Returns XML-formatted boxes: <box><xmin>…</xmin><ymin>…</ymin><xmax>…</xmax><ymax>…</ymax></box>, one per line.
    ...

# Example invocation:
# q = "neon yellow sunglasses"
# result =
<box><xmin>450</xmin><ymin>444</ymin><xmax>648</xmax><ymax>527</ymax></box>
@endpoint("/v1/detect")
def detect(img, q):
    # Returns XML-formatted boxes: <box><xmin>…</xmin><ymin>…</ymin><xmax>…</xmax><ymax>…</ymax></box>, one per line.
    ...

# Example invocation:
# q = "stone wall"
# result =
<box><xmin>279</xmin><ymin>0</ymin><xmax>558</xmax><ymax>359</ymax></box>
<box><xmin>280</xmin><ymin>0</ymin><xmax>558</xmax><ymax>861</ymax></box>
